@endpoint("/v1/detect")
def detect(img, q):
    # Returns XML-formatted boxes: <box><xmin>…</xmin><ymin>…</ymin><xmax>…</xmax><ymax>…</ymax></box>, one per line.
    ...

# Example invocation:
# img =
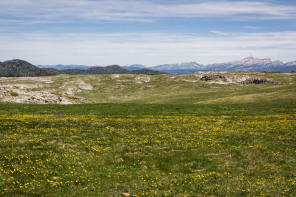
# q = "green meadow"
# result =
<box><xmin>0</xmin><ymin>71</ymin><xmax>296</xmax><ymax>196</ymax></box>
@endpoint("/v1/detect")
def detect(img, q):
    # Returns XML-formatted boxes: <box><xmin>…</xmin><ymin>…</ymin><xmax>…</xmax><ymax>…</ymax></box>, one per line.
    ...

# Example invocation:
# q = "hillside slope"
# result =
<box><xmin>0</xmin><ymin>59</ymin><xmax>56</xmax><ymax>77</ymax></box>
<box><xmin>0</xmin><ymin>71</ymin><xmax>295</xmax><ymax>105</ymax></box>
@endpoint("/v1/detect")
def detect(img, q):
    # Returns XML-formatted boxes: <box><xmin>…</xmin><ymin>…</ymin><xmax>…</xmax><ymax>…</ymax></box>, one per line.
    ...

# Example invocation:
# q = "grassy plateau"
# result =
<box><xmin>0</xmin><ymin>71</ymin><xmax>295</xmax><ymax>196</ymax></box>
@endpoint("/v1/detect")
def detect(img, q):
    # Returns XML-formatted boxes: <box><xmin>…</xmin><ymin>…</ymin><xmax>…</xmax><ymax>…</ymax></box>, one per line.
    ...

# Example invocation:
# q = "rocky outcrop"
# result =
<box><xmin>135</xmin><ymin>76</ymin><xmax>150</xmax><ymax>84</ymax></box>
<box><xmin>242</xmin><ymin>78</ymin><xmax>279</xmax><ymax>84</ymax></box>
<box><xmin>0</xmin><ymin>76</ymin><xmax>92</xmax><ymax>104</ymax></box>
<box><xmin>0</xmin><ymin>84</ymin><xmax>72</xmax><ymax>104</ymax></box>
<box><xmin>196</xmin><ymin>72</ymin><xmax>280</xmax><ymax>85</ymax></box>
<box><xmin>200</xmin><ymin>75</ymin><xmax>226</xmax><ymax>81</ymax></box>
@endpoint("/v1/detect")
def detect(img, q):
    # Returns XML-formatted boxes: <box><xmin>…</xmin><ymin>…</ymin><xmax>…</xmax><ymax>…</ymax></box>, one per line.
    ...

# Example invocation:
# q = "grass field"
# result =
<box><xmin>0</xmin><ymin>72</ymin><xmax>296</xmax><ymax>196</ymax></box>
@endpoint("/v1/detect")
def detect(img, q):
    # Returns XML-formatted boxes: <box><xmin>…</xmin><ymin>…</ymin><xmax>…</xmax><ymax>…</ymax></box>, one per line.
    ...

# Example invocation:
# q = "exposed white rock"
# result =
<box><xmin>77</xmin><ymin>79</ymin><xmax>93</xmax><ymax>90</ymax></box>
<box><xmin>135</xmin><ymin>76</ymin><xmax>150</xmax><ymax>84</ymax></box>
<box><xmin>0</xmin><ymin>85</ymin><xmax>72</xmax><ymax>104</ymax></box>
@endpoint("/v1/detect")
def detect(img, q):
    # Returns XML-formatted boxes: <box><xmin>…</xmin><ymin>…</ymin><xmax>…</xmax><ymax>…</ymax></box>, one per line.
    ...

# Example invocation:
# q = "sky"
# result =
<box><xmin>0</xmin><ymin>0</ymin><xmax>296</xmax><ymax>66</ymax></box>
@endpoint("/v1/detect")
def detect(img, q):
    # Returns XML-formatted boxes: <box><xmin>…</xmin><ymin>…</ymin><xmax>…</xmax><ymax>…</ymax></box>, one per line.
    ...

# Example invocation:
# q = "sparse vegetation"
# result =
<box><xmin>1</xmin><ymin>71</ymin><xmax>295</xmax><ymax>105</ymax></box>
<box><xmin>9</xmin><ymin>92</ymin><xmax>18</xmax><ymax>96</ymax></box>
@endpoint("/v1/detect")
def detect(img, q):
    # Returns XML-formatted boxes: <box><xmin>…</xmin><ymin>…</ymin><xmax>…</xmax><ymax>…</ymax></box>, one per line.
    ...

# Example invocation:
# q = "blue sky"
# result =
<box><xmin>0</xmin><ymin>0</ymin><xmax>296</xmax><ymax>66</ymax></box>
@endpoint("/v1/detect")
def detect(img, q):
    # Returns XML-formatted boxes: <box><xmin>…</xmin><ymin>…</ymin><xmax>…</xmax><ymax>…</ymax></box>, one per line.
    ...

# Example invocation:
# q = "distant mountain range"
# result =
<box><xmin>124</xmin><ymin>57</ymin><xmax>296</xmax><ymax>74</ymax></box>
<box><xmin>37</xmin><ymin>64</ymin><xmax>90</xmax><ymax>70</ymax></box>
<box><xmin>1</xmin><ymin>57</ymin><xmax>295</xmax><ymax>77</ymax></box>
<box><xmin>38</xmin><ymin>56</ymin><xmax>296</xmax><ymax>75</ymax></box>
<box><xmin>205</xmin><ymin>56</ymin><xmax>296</xmax><ymax>73</ymax></box>
<box><xmin>0</xmin><ymin>60</ymin><xmax>166</xmax><ymax>77</ymax></box>
<box><xmin>123</xmin><ymin>62</ymin><xmax>204</xmax><ymax>75</ymax></box>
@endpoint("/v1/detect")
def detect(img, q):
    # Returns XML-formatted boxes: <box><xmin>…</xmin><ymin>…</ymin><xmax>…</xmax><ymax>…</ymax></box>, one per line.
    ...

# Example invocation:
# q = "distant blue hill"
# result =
<box><xmin>37</xmin><ymin>64</ymin><xmax>91</xmax><ymax>70</ymax></box>
<box><xmin>122</xmin><ymin>64</ymin><xmax>146</xmax><ymax>71</ymax></box>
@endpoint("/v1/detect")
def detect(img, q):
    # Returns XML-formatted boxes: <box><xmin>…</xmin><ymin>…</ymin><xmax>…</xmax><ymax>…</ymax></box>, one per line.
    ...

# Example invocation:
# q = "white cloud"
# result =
<box><xmin>244</xmin><ymin>26</ymin><xmax>262</xmax><ymax>29</ymax></box>
<box><xmin>1</xmin><ymin>31</ymin><xmax>296</xmax><ymax>65</ymax></box>
<box><xmin>210</xmin><ymin>31</ymin><xmax>231</xmax><ymax>35</ymax></box>
<box><xmin>0</xmin><ymin>0</ymin><xmax>295</xmax><ymax>24</ymax></box>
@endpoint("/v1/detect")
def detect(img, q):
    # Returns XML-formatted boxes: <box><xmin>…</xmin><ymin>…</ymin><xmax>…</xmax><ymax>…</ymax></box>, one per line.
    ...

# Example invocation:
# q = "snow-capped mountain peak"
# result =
<box><xmin>232</xmin><ymin>56</ymin><xmax>275</xmax><ymax>66</ymax></box>
<box><xmin>207</xmin><ymin>56</ymin><xmax>288</xmax><ymax>71</ymax></box>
